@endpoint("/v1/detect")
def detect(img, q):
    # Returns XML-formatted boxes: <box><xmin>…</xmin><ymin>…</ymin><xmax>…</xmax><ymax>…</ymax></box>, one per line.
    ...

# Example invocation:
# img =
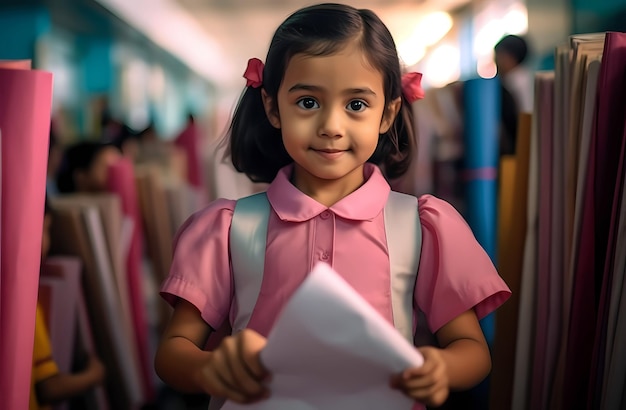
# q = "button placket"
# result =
<box><xmin>316</xmin><ymin>210</ymin><xmax>334</xmax><ymax>263</ymax></box>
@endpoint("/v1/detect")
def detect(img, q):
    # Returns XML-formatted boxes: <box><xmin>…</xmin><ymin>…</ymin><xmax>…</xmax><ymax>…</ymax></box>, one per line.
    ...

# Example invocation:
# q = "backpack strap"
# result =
<box><xmin>229</xmin><ymin>192</ymin><xmax>270</xmax><ymax>334</ymax></box>
<box><xmin>229</xmin><ymin>190</ymin><xmax>422</xmax><ymax>344</ymax></box>
<box><xmin>384</xmin><ymin>191</ymin><xmax>422</xmax><ymax>343</ymax></box>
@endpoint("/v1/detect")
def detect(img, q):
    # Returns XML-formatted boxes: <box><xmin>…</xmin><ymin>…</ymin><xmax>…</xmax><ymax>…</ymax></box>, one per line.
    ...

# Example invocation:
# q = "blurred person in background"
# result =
<box><xmin>113</xmin><ymin>128</ymin><xmax>141</xmax><ymax>161</ymax></box>
<box><xmin>56</xmin><ymin>141</ymin><xmax>121</xmax><ymax>194</ymax></box>
<box><xmin>494</xmin><ymin>34</ymin><xmax>533</xmax><ymax>155</ymax></box>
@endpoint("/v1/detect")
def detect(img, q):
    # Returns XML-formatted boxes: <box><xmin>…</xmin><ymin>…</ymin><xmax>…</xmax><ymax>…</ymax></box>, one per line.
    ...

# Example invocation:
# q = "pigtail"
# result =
<box><xmin>369</xmin><ymin>94</ymin><xmax>416</xmax><ymax>180</ymax></box>
<box><xmin>388</xmin><ymin>94</ymin><xmax>416</xmax><ymax>179</ymax></box>
<box><xmin>228</xmin><ymin>86</ymin><xmax>291</xmax><ymax>184</ymax></box>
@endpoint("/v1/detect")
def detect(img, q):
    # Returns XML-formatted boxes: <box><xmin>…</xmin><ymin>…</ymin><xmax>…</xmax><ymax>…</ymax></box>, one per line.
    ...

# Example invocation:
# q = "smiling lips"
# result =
<box><xmin>312</xmin><ymin>148</ymin><xmax>347</xmax><ymax>160</ymax></box>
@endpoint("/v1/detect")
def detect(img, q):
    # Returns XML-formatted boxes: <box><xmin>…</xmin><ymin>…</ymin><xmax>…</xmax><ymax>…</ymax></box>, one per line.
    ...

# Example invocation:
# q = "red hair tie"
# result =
<box><xmin>401</xmin><ymin>72</ymin><xmax>425</xmax><ymax>103</ymax></box>
<box><xmin>243</xmin><ymin>58</ymin><xmax>264</xmax><ymax>88</ymax></box>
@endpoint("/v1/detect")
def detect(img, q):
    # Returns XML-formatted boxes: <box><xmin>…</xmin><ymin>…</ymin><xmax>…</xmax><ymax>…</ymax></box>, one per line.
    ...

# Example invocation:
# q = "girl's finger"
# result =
<box><xmin>227</xmin><ymin>355</ymin><xmax>266</xmax><ymax>397</ymax></box>
<box><xmin>239</xmin><ymin>330</ymin><xmax>269</xmax><ymax>379</ymax></box>
<box><xmin>402</xmin><ymin>365</ymin><xmax>428</xmax><ymax>380</ymax></box>
<box><xmin>222</xmin><ymin>337</ymin><xmax>265</xmax><ymax>397</ymax></box>
<box><xmin>408</xmin><ymin>384</ymin><xmax>440</xmax><ymax>402</ymax></box>
<box><xmin>198</xmin><ymin>357</ymin><xmax>249</xmax><ymax>404</ymax></box>
<box><xmin>401</xmin><ymin>374</ymin><xmax>437</xmax><ymax>390</ymax></box>
<box><xmin>214</xmin><ymin>338</ymin><xmax>239</xmax><ymax>390</ymax></box>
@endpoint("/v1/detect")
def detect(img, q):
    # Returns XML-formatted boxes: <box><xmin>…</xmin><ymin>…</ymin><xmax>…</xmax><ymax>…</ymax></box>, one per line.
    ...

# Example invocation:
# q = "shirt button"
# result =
<box><xmin>321</xmin><ymin>211</ymin><xmax>331</xmax><ymax>219</ymax></box>
<box><xmin>321</xmin><ymin>251</ymin><xmax>329</xmax><ymax>261</ymax></box>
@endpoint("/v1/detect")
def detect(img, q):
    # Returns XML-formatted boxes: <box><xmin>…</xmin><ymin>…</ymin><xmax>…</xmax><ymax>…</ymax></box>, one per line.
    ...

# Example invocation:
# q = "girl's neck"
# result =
<box><xmin>290</xmin><ymin>165</ymin><xmax>365</xmax><ymax>207</ymax></box>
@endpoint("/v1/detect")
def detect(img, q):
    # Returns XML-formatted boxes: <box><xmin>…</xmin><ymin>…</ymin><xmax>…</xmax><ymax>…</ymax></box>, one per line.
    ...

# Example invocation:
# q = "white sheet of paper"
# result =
<box><xmin>222</xmin><ymin>262</ymin><xmax>423</xmax><ymax>410</ymax></box>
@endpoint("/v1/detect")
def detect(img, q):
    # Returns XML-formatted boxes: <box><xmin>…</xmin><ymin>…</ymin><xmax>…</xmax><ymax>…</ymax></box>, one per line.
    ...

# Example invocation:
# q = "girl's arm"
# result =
<box><xmin>36</xmin><ymin>354</ymin><xmax>105</xmax><ymax>404</ymax></box>
<box><xmin>391</xmin><ymin>309</ymin><xmax>491</xmax><ymax>406</ymax></box>
<box><xmin>154</xmin><ymin>299</ymin><xmax>213</xmax><ymax>393</ymax></box>
<box><xmin>154</xmin><ymin>299</ymin><xmax>269</xmax><ymax>403</ymax></box>
<box><xmin>431</xmin><ymin>309</ymin><xmax>491</xmax><ymax>388</ymax></box>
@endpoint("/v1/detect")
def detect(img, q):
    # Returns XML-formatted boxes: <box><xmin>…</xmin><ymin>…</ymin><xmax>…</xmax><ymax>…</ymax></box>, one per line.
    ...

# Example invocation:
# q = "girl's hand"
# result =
<box><xmin>390</xmin><ymin>309</ymin><xmax>491</xmax><ymax>407</ymax></box>
<box><xmin>195</xmin><ymin>329</ymin><xmax>270</xmax><ymax>404</ymax></box>
<box><xmin>390</xmin><ymin>346</ymin><xmax>449</xmax><ymax>407</ymax></box>
<box><xmin>84</xmin><ymin>354</ymin><xmax>106</xmax><ymax>386</ymax></box>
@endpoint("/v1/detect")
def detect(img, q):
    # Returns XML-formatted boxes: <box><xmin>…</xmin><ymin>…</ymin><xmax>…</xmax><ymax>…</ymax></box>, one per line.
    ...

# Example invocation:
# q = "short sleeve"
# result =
<box><xmin>415</xmin><ymin>195</ymin><xmax>511</xmax><ymax>333</ymax></box>
<box><xmin>160</xmin><ymin>198</ymin><xmax>236</xmax><ymax>329</ymax></box>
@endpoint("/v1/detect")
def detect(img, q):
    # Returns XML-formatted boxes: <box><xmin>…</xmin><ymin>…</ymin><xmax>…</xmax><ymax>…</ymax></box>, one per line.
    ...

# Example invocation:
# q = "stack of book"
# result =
<box><xmin>491</xmin><ymin>31</ymin><xmax>626</xmax><ymax>410</ymax></box>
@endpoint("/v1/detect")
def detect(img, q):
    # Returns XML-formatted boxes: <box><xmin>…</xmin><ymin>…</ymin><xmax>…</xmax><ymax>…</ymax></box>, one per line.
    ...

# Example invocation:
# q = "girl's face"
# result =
<box><xmin>263</xmin><ymin>41</ymin><xmax>400</xmax><ymax>201</ymax></box>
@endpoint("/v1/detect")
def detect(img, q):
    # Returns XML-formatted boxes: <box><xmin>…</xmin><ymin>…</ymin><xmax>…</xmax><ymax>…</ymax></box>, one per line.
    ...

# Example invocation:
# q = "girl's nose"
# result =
<box><xmin>318</xmin><ymin>106</ymin><xmax>344</xmax><ymax>138</ymax></box>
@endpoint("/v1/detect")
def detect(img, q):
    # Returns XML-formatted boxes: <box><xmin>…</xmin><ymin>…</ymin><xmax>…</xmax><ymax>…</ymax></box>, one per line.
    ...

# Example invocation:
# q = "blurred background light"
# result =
<box><xmin>502</xmin><ymin>3</ymin><xmax>529</xmax><ymax>35</ymax></box>
<box><xmin>398</xmin><ymin>11</ymin><xmax>453</xmax><ymax>66</ymax></box>
<box><xmin>95</xmin><ymin>0</ymin><xmax>230</xmax><ymax>84</ymax></box>
<box><xmin>423</xmin><ymin>43</ymin><xmax>461</xmax><ymax>88</ymax></box>
<box><xmin>477</xmin><ymin>57</ymin><xmax>498</xmax><ymax>79</ymax></box>
<box><xmin>473</xmin><ymin>2</ymin><xmax>528</xmax><ymax>60</ymax></box>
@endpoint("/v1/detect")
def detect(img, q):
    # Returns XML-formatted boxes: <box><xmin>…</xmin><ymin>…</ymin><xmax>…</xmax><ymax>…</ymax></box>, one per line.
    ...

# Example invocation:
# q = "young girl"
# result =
<box><xmin>155</xmin><ymin>3</ymin><xmax>511</xmax><ymax>409</ymax></box>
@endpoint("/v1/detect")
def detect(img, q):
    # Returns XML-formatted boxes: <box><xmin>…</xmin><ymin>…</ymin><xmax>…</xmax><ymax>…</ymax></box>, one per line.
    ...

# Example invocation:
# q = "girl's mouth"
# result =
<box><xmin>312</xmin><ymin>148</ymin><xmax>346</xmax><ymax>160</ymax></box>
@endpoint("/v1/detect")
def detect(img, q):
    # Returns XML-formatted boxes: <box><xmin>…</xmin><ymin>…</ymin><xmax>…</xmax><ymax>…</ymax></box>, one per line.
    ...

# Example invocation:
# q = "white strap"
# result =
<box><xmin>384</xmin><ymin>191</ymin><xmax>421</xmax><ymax>343</ymax></box>
<box><xmin>229</xmin><ymin>191</ymin><xmax>422</xmax><ymax>344</ymax></box>
<box><xmin>229</xmin><ymin>192</ymin><xmax>270</xmax><ymax>333</ymax></box>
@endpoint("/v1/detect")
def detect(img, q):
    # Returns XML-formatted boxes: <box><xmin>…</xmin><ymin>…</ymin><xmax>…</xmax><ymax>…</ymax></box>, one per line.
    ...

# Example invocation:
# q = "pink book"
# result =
<box><xmin>0</xmin><ymin>60</ymin><xmax>53</xmax><ymax>410</ymax></box>
<box><xmin>106</xmin><ymin>158</ymin><xmax>155</xmax><ymax>401</ymax></box>
<box><xmin>0</xmin><ymin>128</ymin><xmax>2</xmax><ymax>297</ymax></box>
<box><xmin>174</xmin><ymin>120</ymin><xmax>203</xmax><ymax>188</ymax></box>
<box><xmin>40</xmin><ymin>256</ymin><xmax>110</xmax><ymax>410</ymax></box>
<box><xmin>39</xmin><ymin>257</ymin><xmax>82</xmax><ymax>373</ymax></box>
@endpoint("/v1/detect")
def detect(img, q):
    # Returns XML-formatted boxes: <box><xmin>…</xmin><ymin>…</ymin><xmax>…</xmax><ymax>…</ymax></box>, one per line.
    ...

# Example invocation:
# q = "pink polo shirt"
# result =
<box><xmin>161</xmin><ymin>163</ymin><xmax>510</xmax><ymax>339</ymax></box>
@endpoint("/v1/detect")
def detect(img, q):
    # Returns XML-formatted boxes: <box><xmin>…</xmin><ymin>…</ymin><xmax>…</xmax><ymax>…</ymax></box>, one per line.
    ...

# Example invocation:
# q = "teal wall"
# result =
<box><xmin>572</xmin><ymin>0</ymin><xmax>626</xmax><ymax>13</ymax></box>
<box><xmin>78</xmin><ymin>36</ymin><xmax>114</xmax><ymax>94</ymax></box>
<box><xmin>0</xmin><ymin>7</ymin><xmax>50</xmax><ymax>62</ymax></box>
<box><xmin>572</xmin><ymin>0</ymin><xmax>626</xmax><ymax>34</ymax></box>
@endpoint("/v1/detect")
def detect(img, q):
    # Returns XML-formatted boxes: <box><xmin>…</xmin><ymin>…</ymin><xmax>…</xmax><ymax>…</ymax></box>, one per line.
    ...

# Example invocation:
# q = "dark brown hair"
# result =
<box><xmin>56</xmin><ymin>141</ymin><xmax>118</xmax><ymax>193</ymax></box>
<box><xmin>229</xmin><ymin>3</ymin><xmax>415</xmax><ymax>183</ymax></box>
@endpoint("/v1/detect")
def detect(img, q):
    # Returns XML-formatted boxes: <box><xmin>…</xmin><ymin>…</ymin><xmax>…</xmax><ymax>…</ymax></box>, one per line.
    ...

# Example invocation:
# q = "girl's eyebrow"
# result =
<box><xmin>288</xmin><ymin>83</ymin><xmax>378</xmax><ymax>96</ymax></box>
<box><xmin>288</xmin><ymin>83</ymin><xmax>321</xmax><ymax>92</ymax></box>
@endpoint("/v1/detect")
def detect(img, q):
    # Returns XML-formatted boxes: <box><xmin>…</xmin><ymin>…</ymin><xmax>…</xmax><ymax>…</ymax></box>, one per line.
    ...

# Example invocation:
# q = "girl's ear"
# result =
<box><xmin>261</xmin><ymin>89</ymin><xmax>281</xmax><ymax>129</ymax></box>
<box><xmin>379</xmin><ymin>97</ymin><xmax>402</xmax><ymax>134</ymax></box>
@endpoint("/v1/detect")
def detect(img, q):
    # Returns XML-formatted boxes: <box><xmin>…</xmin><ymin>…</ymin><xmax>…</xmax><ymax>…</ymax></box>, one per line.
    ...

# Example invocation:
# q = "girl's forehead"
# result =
<box><xmin>289</xmin><ymin>40</ymin><xmax>374</xmax><ymax>66</ymax></box>
<box><xmin>284</xmin><ymin>44</ymin><xmax>381</xmax><ymax>81</ymax></box>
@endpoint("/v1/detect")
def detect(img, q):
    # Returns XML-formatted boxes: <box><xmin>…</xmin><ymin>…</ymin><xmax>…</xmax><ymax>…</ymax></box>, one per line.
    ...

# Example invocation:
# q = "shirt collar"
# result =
<box><xmin>266</xmin><ymin>163</ymin><xmax>391</xmax><ymax>222</ymax></box>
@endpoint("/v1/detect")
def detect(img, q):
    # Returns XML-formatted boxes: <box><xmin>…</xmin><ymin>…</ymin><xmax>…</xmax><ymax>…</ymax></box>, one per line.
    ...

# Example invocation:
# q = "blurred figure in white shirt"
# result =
<box><xmin>494</xmin><ymin>34</ymin><xmax>533</xmax><ymax>155</ymax></box>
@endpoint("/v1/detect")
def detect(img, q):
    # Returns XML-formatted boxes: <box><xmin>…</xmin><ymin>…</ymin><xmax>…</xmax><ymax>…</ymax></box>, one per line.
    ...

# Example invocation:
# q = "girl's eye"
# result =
<box><xmin>297</xmin><ymin>98</ymin><xmax>319</xmax><ymax>110</ymax></box>
<box><xmin>347</xmin><ymin>100</ymin><xmax>366</xmax><ymax>112</ymax></box>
